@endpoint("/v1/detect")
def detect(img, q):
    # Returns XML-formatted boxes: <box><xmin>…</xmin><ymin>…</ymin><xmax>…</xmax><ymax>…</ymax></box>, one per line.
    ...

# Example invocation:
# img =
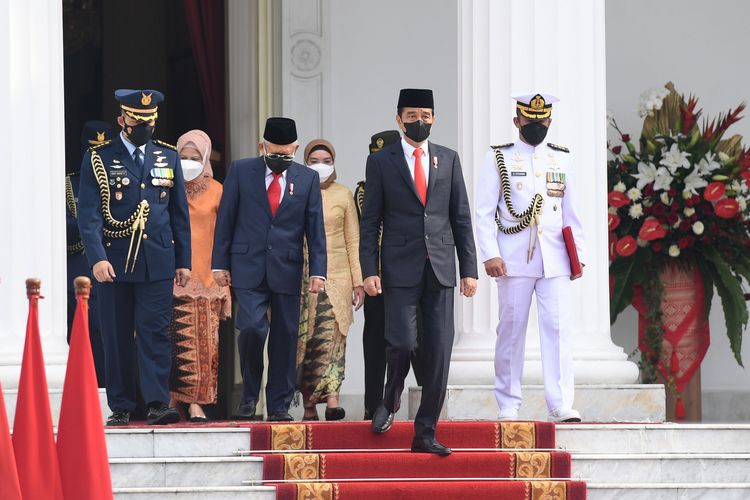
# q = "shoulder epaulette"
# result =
<box><xmin>154</xmin><ymin>139</ymin><xmax>177</xmax><ymax>151</ymax></box>
<box><xmin>89</xmin><ymin>140</ymin><xmax>112</xmax><ymax>152</ymax></box>
<box><xmin>491</xmin><ymin>143</ymin><xmax>514</xmax><ymax>149</ymax></box>
<box><xmin>547</xmin><ymin>143</ymin><xmax>570</xmax><ymax>153</ymax></box>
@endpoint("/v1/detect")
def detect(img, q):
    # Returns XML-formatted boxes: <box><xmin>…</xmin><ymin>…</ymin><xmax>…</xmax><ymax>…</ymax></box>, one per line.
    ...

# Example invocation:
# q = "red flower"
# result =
<box><xmin>702</xmin><ymin>235</ymin><xmax>712</xmax><ymax>245</ymax></box>
<box><xmin>612</xmin><ymin>145</ymin><xmax>622</xmax><ymax>155</ymax></box>
<box><xmin>741</xmin><ymin>171</ymin><xmax>750</xmax><ymax>184</ymax></box>
<box><xmin>638</xmin><ymin>218</ymin><xmax>667</xmax><ymax>241</ymax></box>
<box><xmin>666</xmin><ymin>213</ymin><xmax>679</xmax><ymax>225</ymax></box>
<box><xmin>622</xmin><ymin>134</ymin><xmax>631</xmax><ymax>142</ymax></box>
<box><xmin>685</xmin><ymin>195</ymin><xmax>700</xmax><ymax>207</ymax></box>
<box><xmin>652</xmin><ymin>203</ymin><xmax>668</xmax><ymax>215</ymax></box>
<box><xmin>608</xmin><ymin>191</ymin><xmax>630</xmax><ymax>208</ymax></box>
<box><xmin>679</xmin><ymin>219</ymin><xmax>692</xmax><ymax>232</ymax></box>
<box><xmin>668</xmin><ymin>189</ymin><xmax>677</xmax><ymax>198</ymax></box>
<box><xmin>678</xmin><ymin>236</ymin><xmax>694</xmax><ymax>249</ymax></box>
<box><xmin>615</xmin><ymin>236</ymin><xmax>638</xmax><ymax>257</ymax></box>
<box><xmin>608</xmin><ymin>213</ymin><xmax>621</xmax><ymax>231</ymax></box>
<box><xmin>643</xmin><ymin>184</ymin><xmax>655</xmax><ymax>197</ymax></box>
<box><xmin>704</xmin><ymin>182</ymin><xmax>726</xmax><ymax>201</ymax></box>
<box><xmin>652</xmin><ymin>242</ymin><xmax>663</xmax><ymax>253</ymax></box>
<box><xmin>716</xmin><ymin>198</ymin><xmax>740</xmax><ymax>219</ymax></box>
<box><xmin>608</xmin><ymin>232</ymin><xmax>618</xmax><ymax>262</ymax></box>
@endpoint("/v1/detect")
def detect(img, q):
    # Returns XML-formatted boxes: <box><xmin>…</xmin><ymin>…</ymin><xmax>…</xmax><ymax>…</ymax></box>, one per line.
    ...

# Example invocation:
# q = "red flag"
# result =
<box><xmin>0</xmin><ymin>381</ymin><xmax>22</xmax><ymax>500</ymax></box>
<box><xmin>58</xmin><ymin>277</ymin><xmax>113</xmax><ymax>499</ymax></box>
<box><xmin>12</xmin><ymin>278</ymin><xmax>64</xmax><ymax>499</ymax></box>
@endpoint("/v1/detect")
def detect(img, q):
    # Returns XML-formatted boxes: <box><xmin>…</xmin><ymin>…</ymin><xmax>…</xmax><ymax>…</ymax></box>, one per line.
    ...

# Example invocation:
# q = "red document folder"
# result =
<box><xmin>563</xmin><ymin>226</ymin><xmax>583</xmax><ymax>279</ymax></box>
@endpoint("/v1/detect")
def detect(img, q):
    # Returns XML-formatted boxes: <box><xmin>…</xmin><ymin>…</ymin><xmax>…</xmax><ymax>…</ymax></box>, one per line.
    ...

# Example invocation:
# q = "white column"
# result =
<box><xmin>0</xmin><ymin>0</ymin><xmax>69</xmax><ymax>389</ymax></box>
<box><xmin>450</xmin><ymin>0</ymin><xmax>639</xmax><ymax>385</ymax></box>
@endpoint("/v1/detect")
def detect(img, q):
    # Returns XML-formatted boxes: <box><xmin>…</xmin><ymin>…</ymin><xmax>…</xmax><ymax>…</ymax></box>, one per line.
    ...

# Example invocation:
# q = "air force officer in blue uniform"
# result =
<box><xmin>212</xmin><ymin>117</ymin><xmax>326</xmax><ymax>422</ymax></box>
<box><xmin>78</xmin><ymin>89</ymin><xmax>192</xmax><ymax>426</ymax></box>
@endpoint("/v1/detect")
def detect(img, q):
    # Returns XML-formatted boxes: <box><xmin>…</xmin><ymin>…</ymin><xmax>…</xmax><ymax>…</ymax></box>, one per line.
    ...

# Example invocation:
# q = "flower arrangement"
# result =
<box><xmin>607</xmin><ymin>82</ymin><xmax>750</xmax><ymax>384</ymax></box>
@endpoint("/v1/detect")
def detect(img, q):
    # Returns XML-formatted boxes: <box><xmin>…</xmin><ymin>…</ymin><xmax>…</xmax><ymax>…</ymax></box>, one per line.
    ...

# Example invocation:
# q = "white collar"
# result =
<box><xmin>401</xmin><ymin>137</ymin><xmax>429</xmax><ymax>158</ymax></box>
<box><xmin>265</xmin><ymin>166</ymin><xmax>287</xmax><ymax>179</ymax></box>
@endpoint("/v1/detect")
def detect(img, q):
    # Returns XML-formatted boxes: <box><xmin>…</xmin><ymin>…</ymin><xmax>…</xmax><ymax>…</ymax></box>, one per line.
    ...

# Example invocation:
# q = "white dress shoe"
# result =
<box><xmin>548</xmin><ymin>408</ymin><xmax>581</xmax><ymax>422</ymax></box>
<box><xmin>498</xmin><ymin>408</ymin><xmax>520</xmax><ymax>421</ymax></box>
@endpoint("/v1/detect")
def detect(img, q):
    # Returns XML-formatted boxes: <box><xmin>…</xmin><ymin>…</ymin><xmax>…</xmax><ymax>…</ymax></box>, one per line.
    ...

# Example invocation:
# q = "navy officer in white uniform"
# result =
<box><xmin>474</xmin><ymin>92</ymin><xmax>585</xmax><ymax>423</ymax></box>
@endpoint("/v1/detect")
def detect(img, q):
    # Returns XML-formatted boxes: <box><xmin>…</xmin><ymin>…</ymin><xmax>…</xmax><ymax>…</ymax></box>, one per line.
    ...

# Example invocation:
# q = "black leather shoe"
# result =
<box><xmin>411</xmin><ymin>437</ymin><xmax>452</xmax><ymax>456</ymax></box>
<box><xmin>363</xmin><ymin>409</ymin><xmax>372</xmax><ymax>421</ymax></box>
<box><xmin>106</xmin><ymin>410</ymin><xmax>130</xmax><ymax>426</ymax></box>
<box><xmin>325</xmin><ymin>407</ymin><xmax>345</xmax><ymax>421</ymax></box>
<box><xmin>267</xmin><ymin>412</ymin><xmax>294</xmax><ymax>422</ymax></box>
<box><xmin>371</xmin><ymin>405</ymin><xmax>394</xmax><ymax>433</ymax></box>
<box><xmin>232</xmin><ymin>400</ymin><xmax>261</xmax><ymax>420</ymax></box>
<box><xmin>147</xmin><ymin>404</ymin><xmax>180</xmax><ymax>425</ymax></box>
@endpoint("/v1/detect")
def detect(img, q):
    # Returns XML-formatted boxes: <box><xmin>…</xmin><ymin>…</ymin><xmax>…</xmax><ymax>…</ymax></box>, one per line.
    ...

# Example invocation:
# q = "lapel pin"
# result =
<box><xmin>289</xmin><ymin>182</ymin><xmax>294</xmax><ymax>196</ymax></box>
<box><xmin>432</xmin><ymin>156</ymin><xmax>438</xmax><ymax>169</ymax></box>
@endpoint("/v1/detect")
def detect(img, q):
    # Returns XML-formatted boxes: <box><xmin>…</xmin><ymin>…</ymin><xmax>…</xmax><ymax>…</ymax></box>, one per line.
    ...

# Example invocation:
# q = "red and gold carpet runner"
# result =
<box><xmin>249</xmin><ymin>421</ymin><xmax>586</xmax><ymax>500</ymax></box>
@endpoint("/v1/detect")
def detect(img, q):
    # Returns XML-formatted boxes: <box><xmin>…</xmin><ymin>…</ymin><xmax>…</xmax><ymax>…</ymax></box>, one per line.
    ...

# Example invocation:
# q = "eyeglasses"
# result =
<box><xmin>265</xmin><ymin>153</ymin><xmax>295</xmax><ymax>161</ymax></box>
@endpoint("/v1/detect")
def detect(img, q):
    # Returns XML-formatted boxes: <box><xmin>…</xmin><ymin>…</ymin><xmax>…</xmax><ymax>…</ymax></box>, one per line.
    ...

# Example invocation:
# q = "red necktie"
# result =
<box><xmin>268</xmin><ymin>172</ymin><xmax>282</xmax><ymax>216</ymax></box>
<box><xmin>414</xmin><ymin>147</ymin><xmax>427</xmax><ymax>206</ymax></box>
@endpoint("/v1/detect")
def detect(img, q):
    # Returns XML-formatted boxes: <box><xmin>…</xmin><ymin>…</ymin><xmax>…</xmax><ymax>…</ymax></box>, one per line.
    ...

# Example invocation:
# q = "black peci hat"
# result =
<box><xmin>368</xmin><ymin>130</ymin><xmax>401</xmax><ymax>153</ymax></box>
<box><xmin>397</xmin><ymin>88</ymin><xmax>434</xmax><ymax>110</ymax></box>
<box><xmin>263</xmin><ymin>117</ymin><xmax>298</xmax><ymax>145</ymax></box>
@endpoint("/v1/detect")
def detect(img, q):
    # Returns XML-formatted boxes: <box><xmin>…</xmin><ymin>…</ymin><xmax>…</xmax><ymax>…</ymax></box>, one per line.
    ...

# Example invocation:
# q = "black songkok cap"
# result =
<box><xmin>397</xmin><ymin>88</ymin><xmax>434</xmax><ymax>109</ymax></box>
<box><xmin>263</xmin><ymin>117</ymin><xmax>298</xmax><ymax>145</ymax></box>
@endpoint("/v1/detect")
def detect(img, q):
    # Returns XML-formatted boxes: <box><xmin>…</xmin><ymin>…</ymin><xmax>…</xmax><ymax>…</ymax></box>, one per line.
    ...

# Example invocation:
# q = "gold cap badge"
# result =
<box><xmin>376</xmin><ymin>137</ymin><xmax>384</xmax><ymax>149</ymax></box>
<box><xmin>97</xmin><ymin>131</ymin><xmax>106</xmax><ymax>142</ymax></box>
<box><xmin>141</xmin><ymin>92</ymin><xmax>152</xmax><ymax>106</ymax></box>
<box><xmin>530</xmin><ymin>94</ymin><xmax>546</xmax><ymax>111</ymax></box>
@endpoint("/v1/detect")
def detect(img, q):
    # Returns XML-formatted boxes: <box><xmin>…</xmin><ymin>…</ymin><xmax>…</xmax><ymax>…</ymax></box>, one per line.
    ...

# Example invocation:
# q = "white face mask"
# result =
<box><xmin>181</xmin><ymin>159</ymin><xmax>204</xmax><ymax>182</ymax></box>
<box><xmin>308</xmin><ymin>163</ymin><xmax>335</xmax><ymax>182</ymax></box>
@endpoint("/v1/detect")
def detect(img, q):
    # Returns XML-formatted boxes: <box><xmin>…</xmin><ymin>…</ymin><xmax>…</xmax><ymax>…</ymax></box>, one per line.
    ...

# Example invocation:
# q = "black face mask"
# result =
<box><xmin>520</xmin><ymin>121</ymin><xmax>549</xmax><ymax>146</ymax></box>
<box><xmin>264</xmin><ymin>153</ymin><xmax>294</xmax><ymax>174</ymax></box>
<box><xmin>124</xmin><ymin>121</ymin><xmax>155</xmax><ymax>147</ymax></box>
<box><xmin>402</xmin><ymin>120</ymin><xmax>432</xmax><ymax>143</ymax></box>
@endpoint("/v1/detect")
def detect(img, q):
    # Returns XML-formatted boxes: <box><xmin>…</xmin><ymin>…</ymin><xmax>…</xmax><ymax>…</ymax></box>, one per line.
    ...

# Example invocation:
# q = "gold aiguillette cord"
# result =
<box><xmin>125</xmin><ymin>200</ymin><xmax>149</xmax><ymax>273</ymax></box>
<box><xmin>527</xmin><ymin>213</ymin><xmax>541</xmax><ymax>263</ymax></box>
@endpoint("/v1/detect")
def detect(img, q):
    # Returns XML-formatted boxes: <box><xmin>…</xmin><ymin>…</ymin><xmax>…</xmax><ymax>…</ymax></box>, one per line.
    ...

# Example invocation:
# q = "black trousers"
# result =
<box><xmin>234</xmin><ymin>280</ymin><xmax>301</xmax><ymax>414</ymax></box>
<box><xmin>383</xmin><ymin>261</ymin><xmax>453</xmax><ymax>439</ymax></box>
<box><xmin>98</xmin><ymin>279</ymin><xmax>174</xmax><ymax>412</ymax></box>
<box><xmin>363</xmin><ymin>295</ymin><xmax>424</xmax><ymax>418</ymax></box>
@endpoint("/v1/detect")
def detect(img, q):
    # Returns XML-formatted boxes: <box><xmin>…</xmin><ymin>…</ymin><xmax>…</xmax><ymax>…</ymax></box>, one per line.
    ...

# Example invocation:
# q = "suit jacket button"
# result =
<box><xmin>140</xmin><ymin>183</ymin><xmax>146</xmax><ymax>189</ymax></box>
<box><xmin>270</xmin><ymin>224</ymin><xmax>275</xmax><ymax>229</ymax></box>
<box><xmin>105</xmin><ymin>242</ymin><xmax>111</xmax><ymax>248</ymax></box>
<box><xmin>268</xmin><ymin>245</ymin><xmax>272</xmax><ymax>250</ymax></box>
<box><xmin>160</xmin><ymin>191</ymin><xmax>166</xmax><ymax>199</ymax></box>
<box><xmin>425</xmin><ymin>235</ymin><xmax>429</xmax><ymax>240</ymax></box>
<box><xmin>171</xmin><ymin>239</ymin><xmax>174</xmax><ymax>244</ymax></box>
<box><xmin>142</xmin><ymin>234</ymin><xmax>148</xmax><ymax>240</ymax></box>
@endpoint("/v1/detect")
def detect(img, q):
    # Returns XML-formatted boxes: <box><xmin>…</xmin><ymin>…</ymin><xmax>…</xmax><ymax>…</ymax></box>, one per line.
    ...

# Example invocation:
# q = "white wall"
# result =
<box><xmin>282</xmin><ymin>0</ymin><xmax>460</xmax><ymax>413</ymax></box>
<box><xmin>606</xmin><ymin>0</ymin><xmax>750</xmax><ymax>418</ymax></box>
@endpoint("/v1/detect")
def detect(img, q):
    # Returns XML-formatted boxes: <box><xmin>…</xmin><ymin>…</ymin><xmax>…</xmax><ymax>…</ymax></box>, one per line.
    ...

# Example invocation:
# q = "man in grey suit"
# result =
<box><xmin>359</xmin><ymin>88</ymin><xmax>478</xmax><ymax>455</ymax></box>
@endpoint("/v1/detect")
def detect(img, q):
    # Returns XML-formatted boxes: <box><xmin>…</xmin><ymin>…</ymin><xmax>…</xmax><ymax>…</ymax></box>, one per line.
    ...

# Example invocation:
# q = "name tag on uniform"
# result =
<box><xmin>511</xmin><ymin>171</ymin><xmax>527</xmax><ymax>177</ymax></box>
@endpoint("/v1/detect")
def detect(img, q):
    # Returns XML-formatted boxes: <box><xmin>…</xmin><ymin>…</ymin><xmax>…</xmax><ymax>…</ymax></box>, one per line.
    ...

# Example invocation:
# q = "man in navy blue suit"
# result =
<box><xmin>66</xmin><ymin>120</ymin><xmax>114</xmax><ymax>387</ymax></box>
<box><xmin>78</xmin><ymin>89</ymin><xmax>192</xmax><ymax>426</ymax></box>
<box><xmin>212</xmin><ymin>117</ymin><xmax>326</xmax><ymax>422</ymax></box>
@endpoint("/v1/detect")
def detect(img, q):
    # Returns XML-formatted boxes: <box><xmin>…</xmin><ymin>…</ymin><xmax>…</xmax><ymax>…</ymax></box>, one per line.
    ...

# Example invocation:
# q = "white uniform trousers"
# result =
<box><xmin>494</xmin><ymin>276</ymin><xmax>575</xmax><ymax>412</ymax></box>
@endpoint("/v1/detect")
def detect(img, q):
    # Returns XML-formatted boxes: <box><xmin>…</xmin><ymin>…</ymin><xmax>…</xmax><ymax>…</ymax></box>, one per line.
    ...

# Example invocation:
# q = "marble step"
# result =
<box><xmin>587</xmin><ymin>483</ymin><xmax>750</xmax><ymax>500</ymax></box>
<box><xmin>410</xmin><ymin>384</ymin><xmax>666</xmax><ymax>422</ymax></box>
<box><xmin>572</xmin><ymin>453</ymin><xmax>750</xmax><ymax>483</ymax></box>
<box><xmin>113</xmin><ymin>486</ymin><xmax>276</xmax><ymax>499</ymax></box>
<box><xmin>106</xmin><ymin>427</ymin><xmax>252</xmax><ymax>458</ymax></box>
<box><xmin>109</xmin><ymin>456</ymin><xmax>262</xmax><ymax>488</ymax></box>
<box><xmin>557</xmin><ymin>423</ymin><xmax>750</xmax><ymax>454</ymax></box>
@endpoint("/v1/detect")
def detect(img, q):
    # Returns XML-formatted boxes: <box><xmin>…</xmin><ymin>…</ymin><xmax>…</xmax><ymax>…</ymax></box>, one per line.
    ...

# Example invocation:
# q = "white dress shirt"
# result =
<box><xmin>120</xmin><ymin>131</ymin><xmax>147</xmax><ymax>159</ymax></box>
<box><xmin>400</xmin><ymin>137</ymin><xmax>430</xmax><ymax>184</ymax></box>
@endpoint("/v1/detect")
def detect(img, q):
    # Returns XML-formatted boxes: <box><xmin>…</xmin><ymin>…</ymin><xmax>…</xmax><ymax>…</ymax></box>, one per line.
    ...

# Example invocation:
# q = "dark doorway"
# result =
<box><xmin>63</xmin><ymin>0</ymin><xmax>235</xmax><ymax>418</ymax></box>
<box><xmin>63</xmin><ymin>0</ymin><xmax>223</xmax><ymax>177</ymax></box>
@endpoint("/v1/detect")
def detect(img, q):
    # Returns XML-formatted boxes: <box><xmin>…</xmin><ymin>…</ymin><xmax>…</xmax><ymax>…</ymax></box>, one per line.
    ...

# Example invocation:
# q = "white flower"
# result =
<box><xmin>628</xmin><ymin>203</ymin><xmax>644</xmax><ymax>219</ymax></box>
<box><xmin>637</xmin><ymin>87</ymin><xmax>671</xmax><ymax>118</ymax></box>
<box><xmin>739</xmin><ymin>197</ymin><xmax>747</xmax><ymax>211</ymax></box>
<box><xmin>660</xmin><ymin>143</ymin><xmax>691</xmax><ymax>174</ymax></box>
<box><xmin>632</xmin><ymin>162</ymin><xmax>658</xmax><ymax>190</ymax></box>
<box><xmin>684</xmin><ymin>207</ymin><xmax>696</xmax><ymax>217</ymax></box>
<box><xmin>731</xmin><ymin>180</ymin><xmax>742</xmax><ymax>193</ymax></box>
<box><xmin>660</xmin><ymin>192</ymin><xmax>672</xmax><ymax>205</ymax></box>
<box><xmin>673</xmin><ymin>217</ymin><xmax>683</xmax><ymax>229</ymax></box>
<box><xmin>627</xmin><ymin>187</ymin><xmax>642</xmax><ymax>201</ymax></box>
<box><xmin>683</xmin><ymin>167</ymin><xmax>708</xmax><ymax>195</ymax></box>
<box><xmin>696</xmin><ymin>152</ymin><xmax>721</xmax><ymax>177</ymax></box>
<box><xmin>668</xmin><ymin>244</ymin><xmax>681</xmax><ymax>258</ymax></box>
<box><xmin>653</xmin><ymin>167</ymin><xmax>674</xmax><ymax>192</ymax></box>
<box><xmin>692</xmin><ymin>221</ymin><xmax>705</xmax><ymax>235</ymax></box>
<box><xmin>682</xmin><ymin>191</ymin><xmax>693</xmax><ymax>200</ymax></box>
<box><xmin>718</xmin><ymin>151</ymin><xmax>731</xmax><ymax>163</ymax></box>
<box><xmin>608</xmin><ymin>206</ymin><xmax>618</xmax><ymax>215</ymax></box>
<box><xmin>613</xmin><ymin>181</ymin><xmax>627</xmax><ymax>193</ymax></box>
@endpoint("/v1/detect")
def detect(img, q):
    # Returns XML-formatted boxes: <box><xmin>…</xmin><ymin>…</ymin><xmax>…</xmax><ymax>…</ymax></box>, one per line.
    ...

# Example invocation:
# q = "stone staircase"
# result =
<box><xmin>106</xmin><ymin>423</ymin><xmax>750</xmax><ymax>499</ymax></box>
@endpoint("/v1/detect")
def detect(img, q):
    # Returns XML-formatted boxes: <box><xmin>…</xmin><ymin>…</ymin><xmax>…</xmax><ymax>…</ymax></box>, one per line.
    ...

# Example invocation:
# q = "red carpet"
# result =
<box><xmin>250</xmin><ymin>420</ymin><xmax>556</xmax><ymax>451</ymax></box>
<box><xmin>262</xmin><ymin>451</ymin><xmax>571</xmax><ymax>480</ymax></box>
<box><xmin>276</xmin><ymin>479</ymin><xmax>587</xmax><ymax>500</ymax></box>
